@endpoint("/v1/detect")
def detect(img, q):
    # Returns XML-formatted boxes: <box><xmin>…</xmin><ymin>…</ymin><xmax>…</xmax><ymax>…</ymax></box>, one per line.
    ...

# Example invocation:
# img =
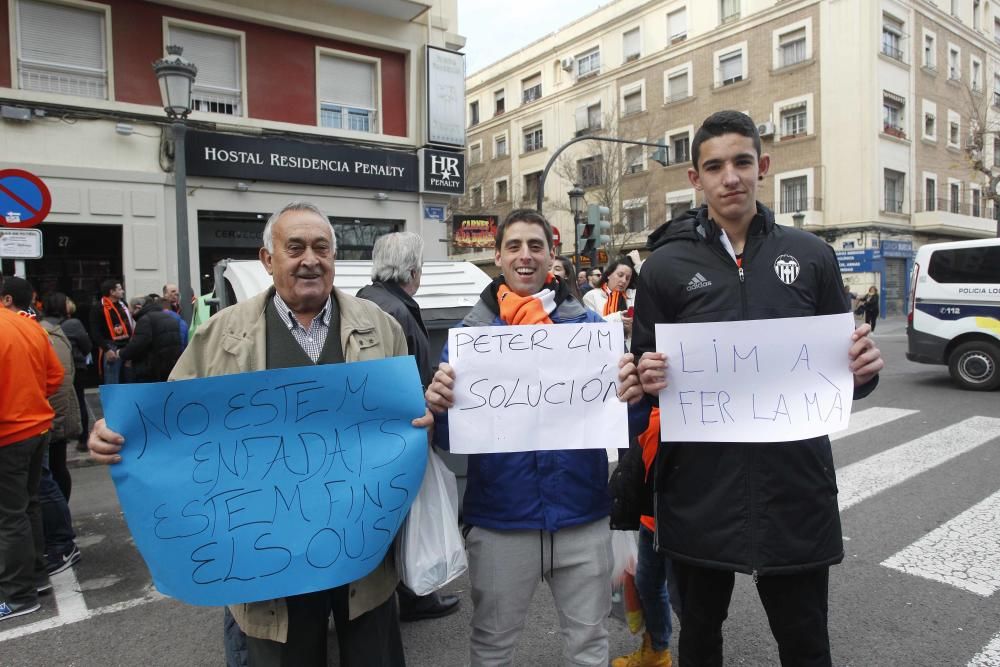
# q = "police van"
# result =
<box><xmin>906</xmin><ymin>238</ymin><xmax>1000</xmax><ymax>390</ymax></box>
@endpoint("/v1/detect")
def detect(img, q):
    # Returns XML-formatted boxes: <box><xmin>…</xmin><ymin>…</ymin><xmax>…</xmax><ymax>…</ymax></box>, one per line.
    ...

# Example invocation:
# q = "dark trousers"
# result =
<box><xmin>673</xmin><ymin>561</ymin><xmax>831</xmax><ymax>667</ymax></box>
<box><xmin>0</xmin><ymin>433</ymin><xmax>48</xmax><ymax>605</ymax></box>
<box><xmin>864</xmin><ymin>312</ymin><xmax>877</xmax><ymax>332</ymax></box>
<box><xmin>73</xmin><ymin>370</ymin><xmax>89</xmax><ymax>441</ymax></box>
<box><xmin>48</xmin><ymin>439</ymin><xmax>71</xmax><ymax>501</ymax></box>
<box><xmin>40</xmin><ymin>451</ymin><xmax>76</xmax><ymax>557</ymax></box>
<box><xmin>246</xmin><ymin>587</ymin><xmax>405</xmax><ymax>667</ymax></box>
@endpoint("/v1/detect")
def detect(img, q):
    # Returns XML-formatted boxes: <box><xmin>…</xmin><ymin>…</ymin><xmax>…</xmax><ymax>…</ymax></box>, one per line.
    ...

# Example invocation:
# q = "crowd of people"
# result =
<box><xmin>4</xmin><ymin>110</ymin><xmax>885</xmax><ymax>667</ymax></box>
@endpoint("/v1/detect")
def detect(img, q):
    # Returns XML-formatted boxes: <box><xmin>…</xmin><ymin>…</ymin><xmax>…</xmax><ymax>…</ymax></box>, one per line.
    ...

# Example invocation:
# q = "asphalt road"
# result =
<box><xmin>2</xmin><ymin>315</ymin><xmax>999</xmax><ymax>666</ymax></box>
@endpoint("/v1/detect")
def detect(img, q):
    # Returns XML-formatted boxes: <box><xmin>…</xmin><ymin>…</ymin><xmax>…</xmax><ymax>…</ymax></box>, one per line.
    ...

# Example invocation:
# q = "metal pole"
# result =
<box><xmin>172</xmin><ymin>120</ymin><xmax>193</xmax><ymax>322</ymax></box>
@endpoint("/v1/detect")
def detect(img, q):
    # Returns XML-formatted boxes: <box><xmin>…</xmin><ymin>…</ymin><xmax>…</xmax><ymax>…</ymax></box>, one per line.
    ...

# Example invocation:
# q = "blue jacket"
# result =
<box><xmin>433</xmin><ymin>297</ymin><xmax>612</xmax><ymax>532</ymax></box>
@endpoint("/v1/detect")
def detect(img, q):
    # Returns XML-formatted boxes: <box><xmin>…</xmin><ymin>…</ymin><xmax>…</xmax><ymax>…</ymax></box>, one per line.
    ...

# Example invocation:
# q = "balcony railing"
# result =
<box><xmin>881</xmin><ymin>42</ymin><xmax>904</xmax><ymax>62</ymax></box>
<box><xmin>915</xmin><ymin>197</ymin><xmax>996</xmax><ymax>218</ymax></box>
<box><xmin>882</xmin><ymin>124</ymin><xmax>907</xmax><ymax>139</ymax></box>
<box><xmin>772</xmin><ymin>197</ymin><xmax>823</xmax><ymax>214</ymax></box>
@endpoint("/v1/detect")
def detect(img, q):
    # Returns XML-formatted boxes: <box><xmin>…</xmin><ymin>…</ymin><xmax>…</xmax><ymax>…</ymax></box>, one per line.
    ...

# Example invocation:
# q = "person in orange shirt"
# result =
<box><xmin>0</xmin><ymin>275</ymin><xmax>64</xmax><ymax>622</ymax></box>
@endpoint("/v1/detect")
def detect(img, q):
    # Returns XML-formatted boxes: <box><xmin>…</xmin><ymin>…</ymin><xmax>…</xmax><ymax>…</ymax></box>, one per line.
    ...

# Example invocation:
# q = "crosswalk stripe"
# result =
<box><xmin>830</xmin><ymin>406</ymin><xmax>918</xmax><ymax>442</ymax></box>
<box><xmin>53</xmin><ymin>566</ymin><xmax>88</xmax><ymax>621</ymax></box>
<box><xmin>968</xmin><ymin>631</ymin><xmax>1000</xmax><ymax>667</ymax></box>
<box><xmin>837</xmin><ymin>416</ymin><xmax>1000</xmax><ymax>512</ymax></box>
<box><xmin>881</xmin><ymin>489</ymin><xmax>1000</xmax><ymax>597</ymax></box>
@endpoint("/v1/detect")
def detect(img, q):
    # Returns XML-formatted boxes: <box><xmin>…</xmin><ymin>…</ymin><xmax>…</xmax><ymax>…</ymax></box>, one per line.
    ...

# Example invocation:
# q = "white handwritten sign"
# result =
<box><xmin>447</xmin><ymin>323</ymin><xmax>628</xmax><ymax>454</ymax></box>
<box><xmin>655</xmin><ymin>313</ymin><xmax>855</xmax><ymax>443</ymax></box>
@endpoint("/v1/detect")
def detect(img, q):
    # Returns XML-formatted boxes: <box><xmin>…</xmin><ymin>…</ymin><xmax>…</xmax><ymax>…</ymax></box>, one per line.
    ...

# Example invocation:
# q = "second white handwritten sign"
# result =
<box><xmin>655</xmin><ymin>313</ymin><xmax>855</xmax><ymax>443</ymax></box>
<box><xmin>447</xmin><ymin>322</ymin><xmax>628</xmax><ymax>454</ymax></box>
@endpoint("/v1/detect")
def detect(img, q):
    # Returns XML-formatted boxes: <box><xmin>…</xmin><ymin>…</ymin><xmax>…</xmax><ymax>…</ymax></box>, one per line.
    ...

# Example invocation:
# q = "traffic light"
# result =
<box><xmin>577</xmin><ymin>219</ymin><xmax>596</xmax><ymax>254</ymax></box>
<box><xmin>650</xmin><ymin>141</ymin><xmax>669</xmax><ymax>167</ymax></box>
<box><xmin>588</xmin><ymin>204</ymin><xmax>612</xmax><ymax>250</ymax></box>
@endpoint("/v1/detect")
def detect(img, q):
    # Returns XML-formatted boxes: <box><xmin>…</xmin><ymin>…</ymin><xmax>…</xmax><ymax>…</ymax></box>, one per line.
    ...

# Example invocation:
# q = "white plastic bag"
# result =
<box><xmin>396</xmin><ymin>448</ymin><xmax>468</xmax><ymax>595</ymax></box>
<box><xmin>610</xmin><ymin>530</ymin><xmax>639</xmax><ymax>585</ymax></box>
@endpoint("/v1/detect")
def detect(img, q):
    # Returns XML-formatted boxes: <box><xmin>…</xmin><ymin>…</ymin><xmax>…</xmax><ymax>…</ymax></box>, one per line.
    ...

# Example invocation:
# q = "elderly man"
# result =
<box><xmin>89</xmin><ymin>202</ymin><xmax>426</xmax><ymax>666</ymax></box>
<box><xmin>424</xmin><ymin>209</ymin><xmax>641</xmax><ymax>666</ymax></box>
<box><xmin>0</xmin><ymin>275</ymin><xmax>64</xmax><ymax>622</ymax></box>
<box><xmin>162</xmin><ymin>283</ymin><xmax>181</xmax><ymax>314</ymax></box>
<box><xmin>356</xmin><ymin>232</ymin><xmax>461</xmax><ymax>622</ymax></box>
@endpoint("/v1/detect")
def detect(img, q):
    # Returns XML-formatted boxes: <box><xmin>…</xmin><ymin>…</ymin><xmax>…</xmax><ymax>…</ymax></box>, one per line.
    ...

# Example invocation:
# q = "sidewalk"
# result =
<box><xmin>67</xmin><ymin>389</ymin><xmax>102</xmax><ymax>470</ymax></box>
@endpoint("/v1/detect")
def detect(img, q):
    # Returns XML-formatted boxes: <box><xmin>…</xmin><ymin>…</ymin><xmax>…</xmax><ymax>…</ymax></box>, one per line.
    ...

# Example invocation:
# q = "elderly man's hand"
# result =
<box><xmin>849</xmin><ymin>323</ymin><xmax>884</xmax><ymax>387</ymax></box>
<box><xmin>425</xmin><ymin>363</ymin><xmax>456</xmax><ymax>414</ymax></box>
<box><xmin>637</xmin><ymin>351</ymin><xmax>669</xmax><ymax>395</ymax></box>
<box><xmin>617</xmin><ymin>353</ymin><xmax>643</xmax><ymax>404</ymax></box>
<box><xmin>88</xmin><ymin>418</ymin><xmax>124</xmax><ymax>464</ymax></box>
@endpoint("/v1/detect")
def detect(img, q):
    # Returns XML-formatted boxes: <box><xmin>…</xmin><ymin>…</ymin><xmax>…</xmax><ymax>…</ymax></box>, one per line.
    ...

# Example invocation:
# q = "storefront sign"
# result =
<box><xmin>185</xmin><ymin>131</ymin><xmax>418</xmax><ymax>191</ymax></box>
<box><xmin>452</xmin><ymin>215</ymin><xmax>497</xmax><ymax>251</ymax></box>
<box><xmin>880</xmin><ymin>240</ymin><xmax>913</xmax><ymax>257</ymax></box>
<box><xmin>836</xmin><ymin>249</ymin><xmax>881</xmax><ymax>274</ymax></box>
<box><xmin>0</xmin><ymin>228</ymin><xmax>43</xmax><ymax>258</ymax></box>
<box><xmin>198</xmin><ymin>220</ymin><xmax>264</xmax><ymax>249</ymax></box>
<box><xmin>426</xmin><ymin>46</ymin><xmax>466</xmax><ymax>147</ymax></box>
<box><xmin>423</xmin><ymin>205</ymin><xmax>446</xmax><ymax>221</ymax></box>
<box><xmin>419</xmin><ymin>148</ymin><xmax>465</xmax><ymax>195</ymax></box>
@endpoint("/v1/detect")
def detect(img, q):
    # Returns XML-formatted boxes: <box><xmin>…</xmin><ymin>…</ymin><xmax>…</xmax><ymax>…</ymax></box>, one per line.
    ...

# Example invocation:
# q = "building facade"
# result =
<box><xmin>460</xmin><ymin>0</ymin><xmax>1000</xmax><ymax>315</ymax></box>
<box><xmin>1</xmin><ymin>0</ymin><xmax>464</xmax><ymax>322</ymax></box>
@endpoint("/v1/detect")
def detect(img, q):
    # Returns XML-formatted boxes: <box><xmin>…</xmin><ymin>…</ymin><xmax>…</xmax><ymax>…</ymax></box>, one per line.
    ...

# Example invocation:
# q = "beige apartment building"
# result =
<box><xmin>458</xmin><ymin>0</ymin><xmax>1000</xmax><ymax>315</ymax></box>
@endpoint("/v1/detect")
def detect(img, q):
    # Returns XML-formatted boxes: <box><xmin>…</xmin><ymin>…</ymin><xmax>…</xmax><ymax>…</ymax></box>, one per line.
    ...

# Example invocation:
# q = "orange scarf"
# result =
<box><xmin>601</xmin><ymin>285</ymin><xmax>627</xmax><ymax>317</ymax></box>
<box><xmin>101</xmin><ymin>297</ymin><xmax>130</xmax><ymax>343</ymax></box>
<box><xmin>496</xmin><ymin>273</ymin><xmax>557</xmax><ymax>325</ymax></box>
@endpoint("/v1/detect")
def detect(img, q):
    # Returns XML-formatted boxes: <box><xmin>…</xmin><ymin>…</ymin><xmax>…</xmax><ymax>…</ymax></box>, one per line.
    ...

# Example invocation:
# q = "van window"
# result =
<box><xmin>927</xmin><ymin>246</ymin><xmax>1000</xmax><ymax>283</ymax></box>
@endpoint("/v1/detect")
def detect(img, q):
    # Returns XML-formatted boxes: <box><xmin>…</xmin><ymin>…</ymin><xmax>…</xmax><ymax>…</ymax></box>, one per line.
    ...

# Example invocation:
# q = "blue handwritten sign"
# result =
<box><xmin>100</xmin><ymin>357</ymin><xmax>427</xmax><ymax>606</ymax></box>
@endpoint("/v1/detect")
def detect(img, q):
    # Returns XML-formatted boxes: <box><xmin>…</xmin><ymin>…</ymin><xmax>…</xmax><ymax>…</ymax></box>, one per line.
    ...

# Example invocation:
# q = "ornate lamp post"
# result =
<box><xmin>153</xmin><ymin>45</ymin><xmax>198</xmax><ymax>321</ymax></box>
<box><xmin>568</xmin><ymin>184</ymin><xmax>586</xmax><ymax>267</ymax></box>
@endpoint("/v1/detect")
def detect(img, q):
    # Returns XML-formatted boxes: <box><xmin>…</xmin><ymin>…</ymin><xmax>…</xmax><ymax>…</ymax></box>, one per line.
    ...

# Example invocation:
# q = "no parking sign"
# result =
<box><xmin>0</xmin><ymin>169</ymin><xmax>52</xmax><ymax>228</ymax></box>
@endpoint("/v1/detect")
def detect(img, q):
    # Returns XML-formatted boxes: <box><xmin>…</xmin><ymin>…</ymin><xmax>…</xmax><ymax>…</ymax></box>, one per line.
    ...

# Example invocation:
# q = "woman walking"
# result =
<box><xmin>861</xmin><ymin>286</ymin><xmax>880</xmax><ymax>331</ymax></box>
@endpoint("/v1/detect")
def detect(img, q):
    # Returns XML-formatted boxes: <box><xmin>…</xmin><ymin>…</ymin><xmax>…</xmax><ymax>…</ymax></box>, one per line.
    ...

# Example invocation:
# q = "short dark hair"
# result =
<box><xmin>495</xmin><ymin>208</ymin><xmax>554</xmax><ymax>250</ymax></box>
<box><xmin>43</xmin><ymin>292</ymin><xmax>68</xmax><ymax>318</ymax></box>
<box><xmin>1</xmin><ymin>276</ymin><xmax>34</xmax><ymax>310</ymax></box>
<box><xmin>691</xmin><ymin>110</ymin><xmax>762</xmax><ymax>170</ymax></box>
<box><xmin>99</xmin><ymin>279</ymin><xmax>121</xmax><ymax>297</ymax></box>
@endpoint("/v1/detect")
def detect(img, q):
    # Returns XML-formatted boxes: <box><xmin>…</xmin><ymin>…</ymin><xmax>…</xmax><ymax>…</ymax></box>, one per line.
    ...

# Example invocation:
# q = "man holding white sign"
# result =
<box><xmin>424</xmin><ymin>209</ymin><xmax>639</xmax><ymax>666</ymax></box>
<box><xmin>631</xmin><ymin>111</ymin><xmax>883</xmax><ymax>666</ymax></box>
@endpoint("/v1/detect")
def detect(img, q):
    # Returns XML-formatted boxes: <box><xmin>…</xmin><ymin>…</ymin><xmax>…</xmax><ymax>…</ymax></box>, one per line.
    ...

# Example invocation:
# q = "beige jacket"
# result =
<box><xmin>169</xmin><ymin>287</ymin><xmax>409</xmax><ymax>642</ymax></box>
<box><xmin>39</xmin><ymin>320</ymin><xmax>81</xmax><ymax>442</ymax></box>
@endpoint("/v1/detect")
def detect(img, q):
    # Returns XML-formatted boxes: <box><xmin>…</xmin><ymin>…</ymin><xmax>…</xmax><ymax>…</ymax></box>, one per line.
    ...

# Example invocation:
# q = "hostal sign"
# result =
<box><xmin>185</xmin><ymin>131</ymin><xmax>419</xmax><ymax>191</ymax></box>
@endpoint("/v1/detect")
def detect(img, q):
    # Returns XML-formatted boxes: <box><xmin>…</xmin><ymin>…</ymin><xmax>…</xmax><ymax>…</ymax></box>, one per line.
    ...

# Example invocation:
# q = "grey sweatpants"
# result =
<box><xmin>466</xmin><ymin>519</ymin><xmax>613</xmax><ymax>667</ymax></box>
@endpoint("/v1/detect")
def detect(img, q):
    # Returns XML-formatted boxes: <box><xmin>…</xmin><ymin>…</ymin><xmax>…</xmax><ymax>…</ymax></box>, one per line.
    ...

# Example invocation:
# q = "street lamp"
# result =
<box><xmin>792</xmin><ymin>210</ymin><xmax>805</xmax><ymax>230</ymax></box>
<box><xmin>568</xmin><ymin>185</ymin><xmax>585</xmax><ymax>266</ymax></box>
<box><xmin>153</xmin><ymin>45</ymin><xmax>198</xmax><ymax>322</ymax></box>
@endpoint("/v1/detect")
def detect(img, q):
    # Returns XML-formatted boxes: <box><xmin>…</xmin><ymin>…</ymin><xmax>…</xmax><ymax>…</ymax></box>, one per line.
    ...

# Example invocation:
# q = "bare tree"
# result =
<box><xmin>960</xmin><ymin>61</ymin><xmax>1000</xmax><ymax>237</ymax></box>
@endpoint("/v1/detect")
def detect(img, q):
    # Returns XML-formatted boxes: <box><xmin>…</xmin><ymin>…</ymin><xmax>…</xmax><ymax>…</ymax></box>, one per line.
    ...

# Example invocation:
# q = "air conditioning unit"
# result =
<box><xmin>757</xmin><ymin>121</ymin><xmax>775</xmax><ymax>138</ymax></box>
<box><xmin>560</xmin><ymin>57</ymin><xmax>575</xmax><ymax>71</ymax></box>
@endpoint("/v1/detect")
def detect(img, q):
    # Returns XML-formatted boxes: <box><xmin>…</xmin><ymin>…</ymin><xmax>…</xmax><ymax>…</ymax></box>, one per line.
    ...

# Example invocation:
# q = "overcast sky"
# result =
<box><xmin>458</xmin><ymin>0</ymin><xmax>609</xmax><ymax>74</ymax></box>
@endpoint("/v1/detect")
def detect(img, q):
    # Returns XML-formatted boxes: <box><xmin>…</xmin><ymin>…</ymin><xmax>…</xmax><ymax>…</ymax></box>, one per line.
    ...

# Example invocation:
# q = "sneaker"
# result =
<box><xmin>0</xmin><ymin>601</ymin><xmax>40</xmax><ymax>622</ymax></box>
<box><xmin>46</xmin><ymin>545</ymin><xmax>82</xmax><ymax>575</ymax></box>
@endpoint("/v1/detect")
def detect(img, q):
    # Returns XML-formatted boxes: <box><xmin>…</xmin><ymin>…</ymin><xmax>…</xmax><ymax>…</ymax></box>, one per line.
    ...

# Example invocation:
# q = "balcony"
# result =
<box><xmin>912</xmin><ymin>197</ymin><xmax>999</xmax><ymax>236</ymax></box>
<box><xmin>882</xmin><ymin>124</ymin><xmax>907</xmax><ymax>140</ymax></box>
<box><xmin>330</xmin><ymin>0</ymin><xmax>431</xmax><ymax>21</ymax></box>
<box><xmin>880</xmin><ymin>43</ymin><xmax>905</xmax><ymax>62</ymax></box>
<box><xmin>762</xmin><ymin>198</ymin><xmax>825</xmax><ymax>228</ymax></box>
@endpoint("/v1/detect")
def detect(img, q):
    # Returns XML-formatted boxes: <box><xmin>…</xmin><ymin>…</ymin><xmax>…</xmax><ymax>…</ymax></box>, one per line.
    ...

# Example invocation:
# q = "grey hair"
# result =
<box><xmin>262</xmin><ymin>201</ymin><xmax>337</xmax><ymax>253</ymax></box>
<box><xmin>371</xmin><ymin>232</ymin><xmax>424</xmax><ymax>284</ymax></box>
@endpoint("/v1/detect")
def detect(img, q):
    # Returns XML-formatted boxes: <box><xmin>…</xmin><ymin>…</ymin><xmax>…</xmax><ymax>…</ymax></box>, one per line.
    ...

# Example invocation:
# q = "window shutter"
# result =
<box><xmin>575</xmin><ymin>106</ymin><xmax>589</xmax><ymax>132</ymax></box>
<box><xmin>779</xmin><ymin>28</ymin><xmax>805</xmax><ymax>46</ymax></box>
<box><xmin>319</xmin><ymin>55</ymin><xmax>376</xmax><ymax>108</ymax></box>
<box><xmin>523</xmin><ymin>74</ymin><xmax>541</xmax><ymax>91</ymax></box>
<box><xmin>668</xmin><ymin>9</ymin><xmax>687</xmax><ymax>38</ymax></box>
<box><xmin>169</xmin><ymin>26</ymin><xmax>240</xmax><ymax>92</ymax></box>
<box><xmin>623</xmin><ymin>28</ymin><xmax>640</xmax><ymax>57</ymax></box>
<box><xmin>720</xmin><ymin>52</ymin><xmax>741</xmax><ymax>80</ymax></box>
<box><xmin>18</xmin><ymin>0</ymin><xmax>105</xmax><ymax>71</ymax></box>
<box><xmin>668</xmin><ymin>72</ymin><xmax>688</xmax><ymax>98</ymax></box>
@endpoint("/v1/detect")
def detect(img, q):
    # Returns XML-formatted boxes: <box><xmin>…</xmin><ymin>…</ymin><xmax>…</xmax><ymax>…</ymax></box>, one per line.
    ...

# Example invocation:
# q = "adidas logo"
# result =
<box><xmin>686</xmin><ymin>272</ymin><xmax>713</xmax><ymax>291</ymax></box>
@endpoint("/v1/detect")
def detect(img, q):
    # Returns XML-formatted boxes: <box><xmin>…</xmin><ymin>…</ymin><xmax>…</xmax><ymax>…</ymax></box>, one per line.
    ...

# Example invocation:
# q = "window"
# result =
<box><xmin>667</xmin><ymin>8</ymin><xmax>687</xmax><ymax>44</ymax></box>
<box><xmin>494</xmin><ymin>89</ymin><xmax>505</xmax><ymax>115</ymax></box>
<box><xmin>623</xmin><ymin>28</ymin><xmax>640</xmax><ymax>61</ymax></box>
<box><xmin>319</xmin><ymin>53</ymin><xmax>376</xmax><ymax>131</ymax></box>
<box><xmin>669</xmin><ymin>199</ymin><xmax>693</xmax><ymax>221</ymax></box>
<box><xmin>666</xmin><ymin>70</ymin><xmax>690</xmax><ymax>102</ymax></box>
<box><xmin>670</xmin><ymin>132</ymin><xmax>690</xmax><ymax>164</ymax></box>
<box><xmin>575</xmin><ymin>103</ymin><xmax>602</xmax><ymax>136</ymax></box>
<box><xmin>523</xmin><ymin>123</ymin><xmax>544</xmax><ymax>152</ymax></box>
<box><xmin>951</xmin><ymin>0</ymin><xmax>959</xmax><ymax>16</ymax></box>
<box><xmin>994</xmin><ymin>137</ymin><xmax>1000</xmax><ymax>166</ymax></box>
<box><xmin>994</xmin><ymin>75</ymin><xmax>1000</xmax><ymax>107</ymax></box>
<box><xmin>928</xmin><ymin>246</ymin><xmax>1000</xmax><ymax>283</ymax></box>
<box><xmin>626</xmin><ymin>145</ymin><xmax>644</xmax><ymax>173</ymax></box>
<box><xmin>469</xmin><ymin>143</ymin><xmax>482</xmax><ymax>164</ymax></box>
<box><xmin>781</xmin><ymin>104</ymin><xmax>808</xmax><ymax>138</ymax></box>
<box><xmin>16</xmin><ymin>0</ymin><xmax>108</xmax><ymax>99</ymax></box>
<box><xmin>495</xmin><ymin>135</ymin><xmax>508</xmax><ymax>158</ymax></box>
<box><xmin>780</xmin><ymin>176</ymin><xmax>808</xmax><ymax>213</ymax></box>
<box><xmin>470</xmin><ymin>186</ymin><xmax>483</xmax><ymax>209</ymax></box>
<box><xmin>972</xmin><ymin>58</ymin><xmax>983</xmax><ymax>91</ymax></box>
<box><xmin>995</xmin><ymin>18</ymin><xmax>1000</xmax><ymax>44</ymax></box>
<box><xmin>523</xmin><ymin>172</ymin><xmax>541</xmax><ymax>202</ymax></box>
<box><xmin>578</xmin><ymin>156</ymin><xmax>603</xmax><ymax>188</ymax></box>
<box><xmin>623</xmin><ymin>88</ymin><xmax>643</xmax><ymax>115</ymax></box>
<box><xmin>495</xmin><ymin>179</ymin><xmax>509</xmax><ymax>203</ymax></box>
<box><xmin>625</xmin><ymin>205</ymin><xmax>647</xmax><ymax>233</ymax></box>
<box><xmin>577</xmin><ymin>48</ymin><xmax>601</xmax><ymax>78</ymax></box>
<box><xmin>170</xmin><ymin>25</ymin><xmax>243</xmax><ymax>115</ymax></box>
<box><xmin>949</xmin><ymin>47</ymin><xmax>961</xmax><ymax>80</ymax></box>
<box><xmin>949</xmin><ymin>120</ymin><xmax>960</xmax><ymax>147</ymax></box>
<box><xmin>884</xmin><ymin>169</ymin><xmax>905</xmax><ymax>213</ymax></box>
<box><xmin>925</xmin><ymin>177</ymin><xmax>936</xmax><ymax>211</ymax></box>
<box><xmin>882</xmin><ymin>92</ymin><xmax>905</xmax><ymax>137</ymax></box>
<box><xmin>469</xmin><ymin>101</ymin><xmax>480</xmax><ymax>126</ymax></box>
<box><xmin>779</xmin><ymin>28</ymin><xmax>807</xmax><ymax>68</ymax></box>
<box><xmin>522</xmin><ymin>74</ymin><xmax>542</xmax><ymax>103</ymax></box>
<box><xmin>881</xmin><ymin>15</ymin><xmax>904</xmax><ymax>61</ymax></box>
<box><xmin>923</xmin><ymin>33</ymin><xmax>936</xmax><ymax>69</ymax></box>
<box><xmin>924</xmin><ymin>112</ymin><xmax>936</xmax><ymax>138</ymax></box>
<box><xmin>720</xmin><ymin>0</ymin><xmax>740</xmax><ymax>23</ymax></box>
<box><xmin>972</xmin><ymin>188</ymin><xmax>982</xmax><ymax>217</ymax></box>
<box><xmin>974</xmin><ymin>0</ymin><xmax>981</xmax><ymax>30</ymax></box>
<box><xmin>719</xmin><ymin>50</ymin><xmax>743</xmax><ymax>85</ymax></box>
<box><xmin>950</xmin><ymin>182</ymin><xmax>961</xmax><ymax>213</ymax></box>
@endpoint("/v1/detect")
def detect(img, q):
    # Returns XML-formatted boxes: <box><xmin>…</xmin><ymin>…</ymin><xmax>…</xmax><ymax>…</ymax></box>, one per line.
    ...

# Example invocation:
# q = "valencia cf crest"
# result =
<box><xmin>773</xmin><ymin>254</ymin><xmax>800</xmax><ymax>285</ymax></box>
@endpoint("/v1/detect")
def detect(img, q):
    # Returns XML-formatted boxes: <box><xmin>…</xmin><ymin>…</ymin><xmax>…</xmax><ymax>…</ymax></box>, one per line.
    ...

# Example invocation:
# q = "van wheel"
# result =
<box><xmin>948</xmin><ymin>341</ymin><xmax>1000</xmax><ymax>391</ymax></box>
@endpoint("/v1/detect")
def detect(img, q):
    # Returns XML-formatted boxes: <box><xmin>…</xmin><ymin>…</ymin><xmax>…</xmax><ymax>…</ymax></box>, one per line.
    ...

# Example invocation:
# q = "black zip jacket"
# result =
<box><xmin>119</xmin><ymin>303</ymin><xmax>183</xmax><ymax>382</ymax></box>
<box><xmin>631</xmin><ymin>203</ymin><xmax>878</xmax><ymax>576</ymax></box>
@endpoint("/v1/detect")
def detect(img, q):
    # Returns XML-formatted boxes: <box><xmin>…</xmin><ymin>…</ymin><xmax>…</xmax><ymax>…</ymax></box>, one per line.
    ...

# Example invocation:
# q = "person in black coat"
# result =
<box><xmin>118</xmin><ymin>295</ymin><xmax>183</xmax><ymax>382</ymax></box>
<box><xmin>356</xmin><ymin>231</ymin><xmax>461</xmax><ymax>622</ymax></box>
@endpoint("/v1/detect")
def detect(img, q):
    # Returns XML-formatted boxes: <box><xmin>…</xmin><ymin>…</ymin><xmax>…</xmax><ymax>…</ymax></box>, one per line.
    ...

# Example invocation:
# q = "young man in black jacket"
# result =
<box><xmin>631</xmin><ymin>111</ymin><xmax>884</xmax><ymax>666</ymax></box>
